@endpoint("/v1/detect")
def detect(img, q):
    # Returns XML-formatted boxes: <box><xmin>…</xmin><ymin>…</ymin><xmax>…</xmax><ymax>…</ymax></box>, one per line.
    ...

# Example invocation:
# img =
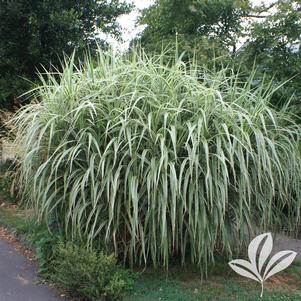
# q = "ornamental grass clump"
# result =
<box><xmin>13</xmin><ymin>50</ymin><xmax>301</xmax><ymax>275</ymax></box>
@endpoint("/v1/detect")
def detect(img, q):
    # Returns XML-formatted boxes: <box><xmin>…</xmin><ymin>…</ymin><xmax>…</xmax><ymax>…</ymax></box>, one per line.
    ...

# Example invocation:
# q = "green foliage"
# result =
<box><xmin>137</xmin><ymin>0</ymin><xmax>250</xmax><ymax>56</ymax></box>
<box><xmin>32</xmin><ymin>229</ymin><xmax>61</xmax><ymax>275</ymax></box>
<box><xmin>0</xmin><ymin>0</ymin><xmax>132</xmax><ymax>107</ymax></box>
<box><xmin>237</xmin><ymin>0</ymin><xmax>301</xmax><ymax>108</ymax></box>
<box><xmin>52</xmin><ymin>241</ymin><xmax>134</xmax><ymax>300</ymax></box>
<box><xmin>133</xmin><ymin>34</ymin><xmax>229</xmax><ymax>68</ymax></box>
<box><xmin>13</xmin><ymin>50</ymin><xmax>301</xmax><ymax>276</ymax></box>
<box><xmin>0</xmin><ymin>162</ymin><xmax>17</xmax><ymax>204</ymax></box>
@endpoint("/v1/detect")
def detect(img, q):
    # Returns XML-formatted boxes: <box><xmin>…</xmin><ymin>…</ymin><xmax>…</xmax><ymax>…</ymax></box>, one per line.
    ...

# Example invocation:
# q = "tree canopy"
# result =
<box><xmin>239</xmin><ymin>0</ymin><xmax>301</xmax><ymax>106</ymax></box>
<box><xmin>137</xmin><ymin>0</ymin><xmax>251</xmax><ymax>54</ymax></box>
<box><xmin>0</xmin><ymin>0</ymin><xmax>132</xmax><ymax>107</ymax></box>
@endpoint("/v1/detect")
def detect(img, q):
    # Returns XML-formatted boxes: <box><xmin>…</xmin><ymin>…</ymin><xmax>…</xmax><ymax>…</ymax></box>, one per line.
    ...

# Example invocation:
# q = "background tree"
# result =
<box><xmin>136</xmin><ymin>0</ymin><xmax>251</xmax><ymax>60</ymax></box>
<box><xmin>0</xmin><ymin>0</ymin><xmax>132</xmax><ymax>108</ymax></box>
<box><xmin>238</xmin><ymin>0</ymin><xmax>301</xmax><ymax>107</ymax></box>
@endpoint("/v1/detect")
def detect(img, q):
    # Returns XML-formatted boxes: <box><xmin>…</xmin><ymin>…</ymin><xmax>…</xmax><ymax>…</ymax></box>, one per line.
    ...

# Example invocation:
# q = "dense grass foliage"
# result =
<box><xmin>13</xmin><ymin>50</ymin><xmax>301</xmax><ymax>274</ymax></box>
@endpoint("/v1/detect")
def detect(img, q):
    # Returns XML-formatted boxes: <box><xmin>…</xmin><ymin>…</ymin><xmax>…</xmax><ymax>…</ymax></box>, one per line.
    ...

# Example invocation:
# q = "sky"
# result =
<box><xmin>118</xmin><ymin>0</ymin><xmax>155</xmax><ymax>43</ymax></box>
<box><xmin>99</xmin><ymin>0</ymin><xmax>154</xmax><ymax>50</ymax></box>
<box><xmin>105</xmin><ymin>0</ymin><xmax>276</xmax><ymax>51</ymax></box>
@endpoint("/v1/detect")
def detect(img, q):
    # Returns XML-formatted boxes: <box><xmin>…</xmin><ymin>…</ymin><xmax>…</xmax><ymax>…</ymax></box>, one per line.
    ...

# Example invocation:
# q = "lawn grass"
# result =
<box><xmin>0</xmin><ymin>202</ymin><xmax>54</xmax><ymax>248</ymax></box>
<box><xmin>126</xmin><ymin>267</ymin><xmax>301</xmax><ymax>301</ymax></box>
<box><xmin>0</xmin><ymin>204</ymin><xmax>31</xmax><ymax>234</ymax></box>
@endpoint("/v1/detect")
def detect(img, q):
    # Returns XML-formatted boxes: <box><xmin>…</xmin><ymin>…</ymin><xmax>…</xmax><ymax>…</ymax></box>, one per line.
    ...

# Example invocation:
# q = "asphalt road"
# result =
<box><xmin>0</xmin><ymin>239</ymin><xmax>66</xmax><ymax>301</ymax></box>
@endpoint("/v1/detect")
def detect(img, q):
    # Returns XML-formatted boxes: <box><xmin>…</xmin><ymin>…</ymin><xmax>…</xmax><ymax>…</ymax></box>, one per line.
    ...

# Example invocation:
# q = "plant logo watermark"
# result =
<box><xmin>228</xmin><ymin>233</ymin><xmax>297</xmax><ymax>298</ymax></box>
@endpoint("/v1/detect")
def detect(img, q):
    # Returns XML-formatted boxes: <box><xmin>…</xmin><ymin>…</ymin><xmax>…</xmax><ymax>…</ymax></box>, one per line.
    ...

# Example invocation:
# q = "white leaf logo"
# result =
<box><xmin>228</xmin><ymin>233</ymin><xmax>297</xmax><ymax>297</ymax></box>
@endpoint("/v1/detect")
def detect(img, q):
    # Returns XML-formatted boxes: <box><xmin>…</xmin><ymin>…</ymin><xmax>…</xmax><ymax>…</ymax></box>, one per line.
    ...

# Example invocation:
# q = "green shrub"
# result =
<box><xmin>32</xmin><ymin>229</ymin><xmax>61</xmax><ymax>275</ymax></box>
<box><xmin>52</xmin><ymin>242</ymin><xmax>133</xmax><ymax>300</ymax></box>
<box><xmin>13</xmin><ymin>49</ymin><xmax>301</xmax><ymax>275</ymax></box>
